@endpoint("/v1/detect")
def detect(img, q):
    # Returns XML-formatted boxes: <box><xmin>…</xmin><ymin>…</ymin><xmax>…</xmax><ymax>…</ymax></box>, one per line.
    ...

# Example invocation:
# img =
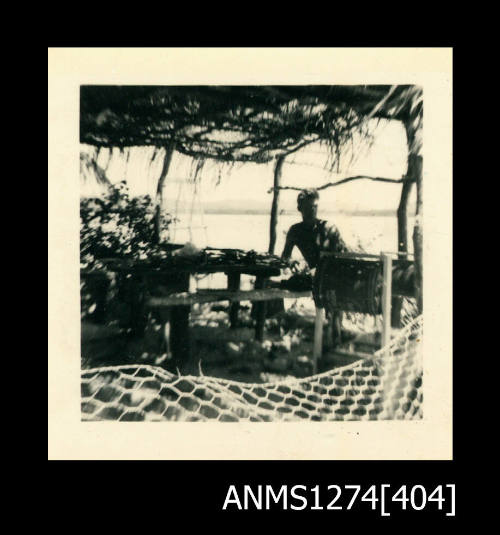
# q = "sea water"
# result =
<box><xmin>168</xmin><ymin>212</ymin><xmax>415</xmax><ymax>291</ymax></box>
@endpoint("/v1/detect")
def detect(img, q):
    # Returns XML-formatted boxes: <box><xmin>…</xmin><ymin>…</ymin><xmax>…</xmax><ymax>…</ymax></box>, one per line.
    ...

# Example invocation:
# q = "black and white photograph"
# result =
<box><xmin>49</xmin><ymin>48</ymin><xmax>452</xmax><ymax>460</ymax></box>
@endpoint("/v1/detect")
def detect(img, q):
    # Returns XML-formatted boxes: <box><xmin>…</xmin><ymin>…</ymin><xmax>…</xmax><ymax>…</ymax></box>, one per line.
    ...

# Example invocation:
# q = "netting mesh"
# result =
<box><xmin>81</xmin><ymin>315</ymin><xmax>422</xmax><ymax>422</ymax></box>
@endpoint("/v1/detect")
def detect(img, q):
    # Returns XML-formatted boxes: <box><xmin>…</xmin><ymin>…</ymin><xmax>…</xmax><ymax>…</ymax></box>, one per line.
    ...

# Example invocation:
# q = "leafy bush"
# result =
<box><xmin>80</xmin><ymin>181</ymin><xmax>172</xmax><ymax>270</ymax></box>
<box><xmin>80</xmin><ymin>181</ymin><xmax>173</xmax><ymax>324</ymax></box>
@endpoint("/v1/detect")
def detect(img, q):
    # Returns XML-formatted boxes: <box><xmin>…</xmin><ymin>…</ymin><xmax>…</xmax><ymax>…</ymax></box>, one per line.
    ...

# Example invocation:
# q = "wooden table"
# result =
<box><xmin>144</xmin><ymin>263</ymin><xmax>281</xmax><ymax>342</ymax></box>
<box><xmin>88</xmin><ymin>261</ymin><xmax>305</xmax><ymax>371</ymax></box>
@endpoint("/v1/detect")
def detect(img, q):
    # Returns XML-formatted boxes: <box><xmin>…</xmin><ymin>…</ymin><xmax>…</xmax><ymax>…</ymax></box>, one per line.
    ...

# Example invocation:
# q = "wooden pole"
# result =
<box><xmin>403</xmin><ymin>112</ymin><xmax>423</xmax><ymax>315</ymax></box>
<box><xmin>381</xmin><ymin>253</ymin><xmax>393</xmax><ymax>347</ymax></box>
<box><xmin>254</xmin><ymin>275</ymin><xmax>267</xmax><ymax>341</ymax></box>
<box><xmin>154</xmin><ymin>142</ymin><xmax>176</xmax><ymax>244</ymax></box>
<box><xmin>268</xmin><ymin>155</ymin><xmax>285</xmax><ymax>254</ymax></box>
<box><xmin>412</xmin><ymin>155</ymin><xmax>423</xmax><ymax>314</ymax></box>
<box><xmin>393</xmin><ymin>176</ymin><xmax>414</xmax><ymax>327</ymax></box>
<box><xmin>167</xmin><ymin>272</ymin><xmax>191</xmax><ymax>374</ymax></box>
<box><xmin>313</xmin><ymin>307</ymin><xmax>324</xmax><ymax>374</ymax></box>
<box><xmin>397</xmin><ymin>179</ymin><xmax>413</xmax><ymax>255</ymax></box>
<box><xmin>227</xmin><ymin>272</ymin><xmax>241</xmax><ymax>329</ymax></box>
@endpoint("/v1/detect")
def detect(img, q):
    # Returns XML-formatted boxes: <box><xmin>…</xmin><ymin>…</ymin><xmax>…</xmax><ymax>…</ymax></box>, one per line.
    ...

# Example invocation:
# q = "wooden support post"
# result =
<box><xmin>154</xmin><ymin>142</ymin><xmax>176</xmax><ymax>244</ymax></box>
<box><xmin>313</xmin><ymin>307</ymin><xmax>324</xmax><ymax>375</ymax></box>
<box><xmin>254</xmin><ymin>276</ymin><xmax>267</xmax><ymax>342</ymax></box>
<box><xmin>381</xmin><ymin>253</ymin><xmax>393</xmax><ymax>348</ymax></box>
<box><xmin>413</xmin><ymin>157</ymin><xmax>423</xmax><ymax>314</ymax></box>
<box><xmin>227</xmin><ymin>272</ymin><xmax>241</xmax><ymax>329</ymax></box>
<box><xmin>125</xmin><ymin>273</ymin><xmax>148</xmax><ymax>337</ymax></box>
<box><xmin>166</xmin><ymin>272</ymin><xmax>191</xmax><ymax>373</ymax></box>
<box><xmin>393</xmin><ymin>177</ymin><xmax>414</xmax><ymax>327</ymax></box>
<box><xmin>404</xmin><ymin>116</ymin><xmax>423</xmax><ymax>314</ymax></box>
<box><xmin>169</xmin><ymin>305</ymin><xmax>191</xmax><ymax>372</ymax></box>
<box><xmin>268</xmin><ymin>155</ymin><xmax>285</xmax><ymax>255</ymax></box>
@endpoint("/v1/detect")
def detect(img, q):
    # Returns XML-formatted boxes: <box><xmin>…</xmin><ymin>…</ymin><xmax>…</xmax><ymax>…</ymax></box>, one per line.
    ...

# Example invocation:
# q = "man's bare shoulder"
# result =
<box><xmin>286</xmin><ymin>222</ymin><xmax>304</xmax><ymax>235</ymax></box>
<box><xmin>322</xmin><ymin>221</ymin><xmax>349</xmax><ymax>251</ymax></box>
<box><xmin>322</xmin><ymin>220</ymin><xmax>341</xmax><ymax>234</ymax></box>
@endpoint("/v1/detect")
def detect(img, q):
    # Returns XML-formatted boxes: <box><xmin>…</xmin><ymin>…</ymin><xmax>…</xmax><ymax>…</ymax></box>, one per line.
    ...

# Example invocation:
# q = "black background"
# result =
<box><xmin>48</xmin><ymin>41</ymin><xmax>462</xmax><ymax>525</ymax></box>
<box><xmin>47</xmin><ymin>460</ymin><xmax>465</xmax><ymax>522</ymax></box>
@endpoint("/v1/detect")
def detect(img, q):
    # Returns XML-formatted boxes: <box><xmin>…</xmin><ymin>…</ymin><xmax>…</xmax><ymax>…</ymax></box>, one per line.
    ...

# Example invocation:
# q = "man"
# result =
<box><xmin>281</xmin><ymin>188</ymin><xmax>348</xmax><ymax>351</ymax></box>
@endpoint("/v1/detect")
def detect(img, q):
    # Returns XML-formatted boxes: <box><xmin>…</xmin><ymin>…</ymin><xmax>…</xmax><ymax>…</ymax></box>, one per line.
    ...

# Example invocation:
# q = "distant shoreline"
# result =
<box><xmin>200</xmin><ymin>209</ymin><xmax>409</xmax><ymax>217</ymax></box>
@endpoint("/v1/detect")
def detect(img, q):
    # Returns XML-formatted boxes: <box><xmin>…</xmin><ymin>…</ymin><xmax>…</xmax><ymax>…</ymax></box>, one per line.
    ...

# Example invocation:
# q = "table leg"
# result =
<box><xmin>313</xmin><ymin>307</ymin><xmax>325</xmax><ymax>374</ymax></box>
<box><xmin>254</xmin><ymin>276</ymin><xmax>267</xmax><ymax>342</ymax></box>
<box><xmin>128</xmin><ymin>274</ymin><xmax>147</xmax><ymax>337</ymax></box>
<box><xmin>164</xmin><ymin>272</ymin><xmax>192</xmax><ymax>373</ymax></box>
<box><xmin>227</xmin><ymin>272</ymin><xmax>241</xmax><ymax>329</ymax></box>
<box><xmin>169</xmin><ymin>305</ymin><xmax>191</xmax><ymax>373</ymax></box>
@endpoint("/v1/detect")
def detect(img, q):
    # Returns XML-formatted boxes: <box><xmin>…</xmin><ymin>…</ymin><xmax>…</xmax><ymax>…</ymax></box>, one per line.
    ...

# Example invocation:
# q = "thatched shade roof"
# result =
<box><xmin>80</xmin><ymin>85</ymin><xmax>422</xmax><ymax>163</ymax></box>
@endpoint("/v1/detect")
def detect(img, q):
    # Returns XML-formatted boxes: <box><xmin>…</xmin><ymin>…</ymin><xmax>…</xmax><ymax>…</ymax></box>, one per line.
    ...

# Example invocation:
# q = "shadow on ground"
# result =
<box><xmin>81</xmin><ymin>303</ymin><xmax>373</xmax><ymax>383</ymax></box>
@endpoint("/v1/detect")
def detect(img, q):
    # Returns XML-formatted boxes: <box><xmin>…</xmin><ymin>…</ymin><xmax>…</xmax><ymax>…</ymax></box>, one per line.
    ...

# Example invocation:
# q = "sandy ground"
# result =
<box><xmin>81</xmin><ymin>299</ymin><xmax>385</xmax><ymax>383</ymax></box>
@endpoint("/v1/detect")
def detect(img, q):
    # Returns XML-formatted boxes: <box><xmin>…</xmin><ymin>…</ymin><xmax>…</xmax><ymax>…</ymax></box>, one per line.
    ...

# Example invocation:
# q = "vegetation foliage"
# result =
<box><xmin>80</xmin><ymin>181</ymin><xmax>173</xmax><ymax>271</ymax></box>
<box><xmin>80</xmin><ymin>182</ymin><xmax>173</xmax><ymax>325</ymax></box>
<box><xmin>80</xmin><ymin>85</ymin><xmax>421</xmax><ymax>167</ymax></box>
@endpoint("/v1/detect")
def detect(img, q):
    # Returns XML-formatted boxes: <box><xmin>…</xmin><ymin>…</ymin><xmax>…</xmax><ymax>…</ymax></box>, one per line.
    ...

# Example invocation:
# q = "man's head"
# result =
<box><xmin>297</xmin><ymin>188</ymin><xmax>319</xmax><ymax>223</ymax></box>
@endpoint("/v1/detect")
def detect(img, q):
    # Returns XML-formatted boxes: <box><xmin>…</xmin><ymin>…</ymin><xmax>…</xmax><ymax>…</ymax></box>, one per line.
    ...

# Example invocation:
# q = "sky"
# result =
<box><xmin>80</xmin><ymin>118</ymin><xmax>414</xmax><ymax>214</ymax></box>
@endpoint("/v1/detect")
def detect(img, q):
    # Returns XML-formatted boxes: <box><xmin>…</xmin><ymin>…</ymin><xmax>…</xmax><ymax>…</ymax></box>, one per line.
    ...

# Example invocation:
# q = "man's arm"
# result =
<box><xmin>281</xmin><ymin>227</ymin><xmax>296</xmax><ymax>262</ymax></box>
<box><xmin>323</xmin><ymin>224</ymin><xmax>349</xmax><ymax>253</ymax></box>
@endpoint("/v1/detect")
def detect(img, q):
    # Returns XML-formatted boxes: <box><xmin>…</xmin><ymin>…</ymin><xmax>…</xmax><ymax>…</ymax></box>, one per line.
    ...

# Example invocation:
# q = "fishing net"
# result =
<box><xmin>81</xmin><ymin>314</ymin><xmax>422</xmax><ymax>422</ymax></box>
